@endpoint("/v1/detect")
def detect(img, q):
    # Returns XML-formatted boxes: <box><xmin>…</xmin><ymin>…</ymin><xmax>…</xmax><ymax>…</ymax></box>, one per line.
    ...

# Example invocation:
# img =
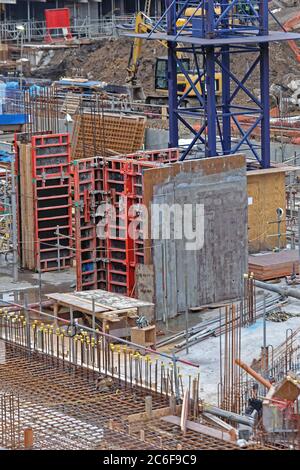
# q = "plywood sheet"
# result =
<box><xmin>47</xmin><ymin>289</ymin><xmax>154</xmax><ymax>313</ymax></box>
<box><xmin>247</xmin><ymin>170</ymin><xmax>286</xmax><ymax>253</ymax></box>
<box><xmin>19</xmin><ymin>142</ymin><xmax>35</xmax><ymax>270</ymax></box>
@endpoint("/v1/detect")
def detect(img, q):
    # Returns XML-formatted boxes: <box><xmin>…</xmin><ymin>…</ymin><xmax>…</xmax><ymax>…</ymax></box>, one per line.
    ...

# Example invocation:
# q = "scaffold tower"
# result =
<box><xmin>130</xmin><ymin>1</ymin><xmax>300</xmax><ymax>167</ymax></box>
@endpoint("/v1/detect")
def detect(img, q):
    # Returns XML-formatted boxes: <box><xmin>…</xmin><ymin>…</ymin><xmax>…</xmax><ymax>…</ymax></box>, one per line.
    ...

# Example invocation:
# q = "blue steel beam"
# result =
<box><xmin>167</xmin><ymin>0</ymin><xmax>179</xmax><ymax>149</ymax></box>
<box><xmin>221</xmin><ymin>45</ymin><xmax>231</xmax><ymax>155</ymax></box>
<box><xmin>134</xmin><ymin>1</ymin><xmax>300</xmax><ymax>168</ymax></box>
<box><xmin>260</xmin><ymin>42</ymin><xmax>270</xmax><ymax>168</ymax></box>
<box><xmin>206</xmin><ymin>46</ymin><xmax>217</xmax><ymax>157</ymax></box>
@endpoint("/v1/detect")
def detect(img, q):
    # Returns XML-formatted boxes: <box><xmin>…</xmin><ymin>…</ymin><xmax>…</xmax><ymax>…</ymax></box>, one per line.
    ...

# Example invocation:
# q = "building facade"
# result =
<box><xmin>0</xmin><ymin>1</ymin><xmax>164</xmax><ymax>22</ymax></box>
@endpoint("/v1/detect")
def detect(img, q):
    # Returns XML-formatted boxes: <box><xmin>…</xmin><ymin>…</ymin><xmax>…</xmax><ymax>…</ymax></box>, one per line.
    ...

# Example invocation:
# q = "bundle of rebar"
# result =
<box><xmin>157</xmin><ymin>291</ymin><xmax>284</xmax><ymax>352</ymax></box>
<box><xmin>0</xmin><ymin>392</ymin><xmax>21</xmax><ymax>449</ymax></box>
<box><xmin>0</xmin><ymin>310</ymin><xmax>199</xmax><ymax>401</ymax></box>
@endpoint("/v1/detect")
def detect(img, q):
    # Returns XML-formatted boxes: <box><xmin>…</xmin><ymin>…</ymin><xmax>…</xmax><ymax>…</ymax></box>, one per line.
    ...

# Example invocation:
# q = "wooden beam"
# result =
<box><xmin>161</xmin><ymin>416</ymin><xmax>237</xmax><ymax>443</ymax></box>
<box><xmin>127</xmin><ymin>405</ymin><xmax>182</xmax><ymax>423</ymax></box>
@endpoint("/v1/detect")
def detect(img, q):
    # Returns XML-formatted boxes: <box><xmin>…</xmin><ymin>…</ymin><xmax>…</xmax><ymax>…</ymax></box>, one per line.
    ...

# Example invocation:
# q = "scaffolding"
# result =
<box><xmin>129</xmin><ymin>1</ymin><xmax>300</xmax><ymax>166</ymax></box>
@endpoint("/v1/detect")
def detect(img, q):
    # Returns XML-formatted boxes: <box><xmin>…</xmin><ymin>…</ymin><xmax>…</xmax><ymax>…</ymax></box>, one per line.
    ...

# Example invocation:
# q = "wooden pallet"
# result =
<box><xmin>248</xmin><ymin>250</ymin><xmax>300</xmax><ymax>281</ymax></box>
<box><xmin>72</xmin><ymin>112</ymin><xmax>146</xmax><ymax>159</ymax></box>
<box><xmin>61</xmin><ymin>92</ymin><xmax>81</xmax><ymax>115</ymax></box>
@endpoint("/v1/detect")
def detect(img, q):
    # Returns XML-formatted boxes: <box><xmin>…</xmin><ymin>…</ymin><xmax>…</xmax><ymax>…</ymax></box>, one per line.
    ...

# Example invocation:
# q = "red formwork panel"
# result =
<box><xmin>32</xmin><ymin>133</ymin><xmax>72</xmax><ymax>271</ymax></box>
<box><xmin>74</xmin><ymin>148</ymin><xmax>179</xmax><ymax>295</ymax></box>
<box><xmin>73</xmin><ymin>157</ymin><xmax>99</xmax><ymax>290</ymax></box>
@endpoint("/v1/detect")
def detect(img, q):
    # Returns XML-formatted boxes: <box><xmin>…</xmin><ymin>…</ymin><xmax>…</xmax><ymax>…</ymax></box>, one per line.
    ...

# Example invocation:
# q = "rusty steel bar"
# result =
<box><xmin>235</xmin><ymin>359</ymin><xmax>272</xmax><ymax>390</ymax></box>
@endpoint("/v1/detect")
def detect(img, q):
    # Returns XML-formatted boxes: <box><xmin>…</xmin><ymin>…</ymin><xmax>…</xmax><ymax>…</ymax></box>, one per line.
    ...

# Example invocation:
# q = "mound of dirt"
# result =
<box><xmin>32</xmin><ymin>38</ymin><xmax>166</xmax><ymax>93</ymax></box>
<box><xmin>31</xmin><ymin>32</ymin><xmax>300</xmax><ymax>101</ymax></box>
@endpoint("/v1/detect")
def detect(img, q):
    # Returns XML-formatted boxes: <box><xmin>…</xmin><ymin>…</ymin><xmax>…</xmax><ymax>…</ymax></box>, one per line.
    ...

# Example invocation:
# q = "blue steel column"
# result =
<box><xmin>259</xmin><ymin>0</ymin><xmax>269</xmax><ymax>35</ymax></box>
<box><xmin>260</xmin><ymin>0</ymin><xmax>270</xmax><ymax>168</ymax></box>
<box><xmin>205</xmin><ymin>1</ymin><xmax>217</xmax><ymax>157</ymax></box>
<box><xmin>260</xmin><ymin>43</ymin><xmax>270</xmax><ymax>168</ymax></box>
<box><xmin>221</xmin><ymin>46</ymin><xmax>231</xmax><ymax>154</ymax></box>
<box><xmin>221</xmin><ymin>1</ymin><xmax>231</xmax><ymax>154</ymax></box>
<box><xmin>166</xmin><ymin>0</ymin><xmax>178</xmax><ymax>149</ymax></box>
<box><xmin>206</xmin><ymin>46</ymin><xmax>217</xmax><ymax>157</ymax></box>
<box><xmin>140</xmin><ymin>0</ymin><xmax>281</xmax><ymax>165</ymax></box>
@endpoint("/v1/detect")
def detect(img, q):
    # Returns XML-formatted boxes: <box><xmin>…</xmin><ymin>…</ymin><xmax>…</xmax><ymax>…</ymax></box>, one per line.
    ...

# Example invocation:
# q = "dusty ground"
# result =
<box><xmin>175</xmin><ymin>293</ymin><xmax>300</xmax><ymax>405</ymax></box>
<box><xmin>29</xmin><ymin>6</ymin><xmax>300</xmax><ymax>101</ymax></box>
<box><xmin>31</xmin><ymin>38</ymin><xmax>166</xmax><ymax>94</ymax></box>
<box><xmin>0</xmin><ymin>253</ymin><xmax>75</xmax><ymax>306</ymax></box>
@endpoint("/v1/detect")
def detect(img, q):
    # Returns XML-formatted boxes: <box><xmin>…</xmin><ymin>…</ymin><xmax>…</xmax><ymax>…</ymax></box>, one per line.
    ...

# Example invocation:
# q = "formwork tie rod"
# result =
<box><xmin>0</xmin><ymin>298</ymin><xmax>199</xmax><ymax>369</ymax></box>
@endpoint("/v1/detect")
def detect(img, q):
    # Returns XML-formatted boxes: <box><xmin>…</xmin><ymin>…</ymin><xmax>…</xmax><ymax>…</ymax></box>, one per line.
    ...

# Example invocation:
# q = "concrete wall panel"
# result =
<box><xmin>143</xmin><ymin>154</ymin><xmax>248</xmax><ymax>321</ymax></box>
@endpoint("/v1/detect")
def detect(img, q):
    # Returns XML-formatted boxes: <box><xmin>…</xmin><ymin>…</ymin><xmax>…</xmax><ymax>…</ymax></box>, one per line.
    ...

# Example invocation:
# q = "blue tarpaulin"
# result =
<box><xmin>0</xmin><ymin>114</ymin><xmax>27</xmax><ymax>125</ymax></box>
<box><xmin>0</xmin><ymin>150</ymin><xmax>13</xmax><ymax>163</ymax></box>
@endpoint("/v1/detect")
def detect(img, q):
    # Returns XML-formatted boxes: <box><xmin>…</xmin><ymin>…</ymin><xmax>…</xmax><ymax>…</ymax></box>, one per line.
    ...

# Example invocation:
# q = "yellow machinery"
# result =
<box><xmin>126</xmin><ymin>9</ymin><xmax>222</xmax><ymax>103</ymax></box>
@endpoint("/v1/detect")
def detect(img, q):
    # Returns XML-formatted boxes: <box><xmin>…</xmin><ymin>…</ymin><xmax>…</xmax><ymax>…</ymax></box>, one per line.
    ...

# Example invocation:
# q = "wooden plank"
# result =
<box><xmin>19</xmin><ymin>143</ymin><xmax>35</xmax><ymax>270</ymax></box>
<box><xmin>189</xmin><ymin>300</ymin><xmax>233</xmax><ymax>312</ymax></box>
<box><xmin>46</xmin><ymin>293</ymin><xmax>107</xmax><ymax>314</ymax></box>
<box><xmin>127</xmin><ymin>405</ymin><xmax>182</xmax><ymax>423</ymax></box>
<box><xmin>249</xmin><ymin>250</ymin><xmax>300</xmax><ymax>280</ymax></box>
<box><xmin>180</xmin><ymin>389</ymin><xmax>189</xmax><ymax>434</ymax></box>
<box><xmin>203</xmin><ymin>412</ymin><xmax>237</xmax><ymax>433</ymax></box>
<box><xmin>161</xmin><ymin>416</ymin><xmax>236</xmax><ymax>443</ymax></box>
<box><xmin>47</xmin><ymin>293</ymin><xmax>138</xmax><ymax>320</ymax></box>
<box><xmin>74</xmin><ymin>289</ymin><xmax>154</xmax><ymax>309</ymax></box>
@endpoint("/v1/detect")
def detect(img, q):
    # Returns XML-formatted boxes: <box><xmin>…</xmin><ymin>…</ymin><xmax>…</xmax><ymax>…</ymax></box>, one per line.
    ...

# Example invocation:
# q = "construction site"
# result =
<box><xmin>0</xmin><ymin>0</ymin><xmax>300</xmax><ymax>455</ymax></box>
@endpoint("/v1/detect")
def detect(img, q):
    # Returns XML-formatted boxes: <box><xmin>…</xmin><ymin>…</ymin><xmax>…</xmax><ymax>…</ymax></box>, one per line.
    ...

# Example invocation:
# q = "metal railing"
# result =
<box><xmin>0</xmin><ymin>16</ymin><xmax>153</xmax><ymax>43</ymax></box>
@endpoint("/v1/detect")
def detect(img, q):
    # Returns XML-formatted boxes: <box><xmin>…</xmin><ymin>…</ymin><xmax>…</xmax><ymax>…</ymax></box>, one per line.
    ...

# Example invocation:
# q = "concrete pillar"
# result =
<box><xmin>169</xmin><ymin>394</ymin><xmax>176</xmax><ymax>414</ymax></box>
<box><xmin>145</xmin><ymin>396</ymin><xmax>152</xmax><ymax>419</ymax></box>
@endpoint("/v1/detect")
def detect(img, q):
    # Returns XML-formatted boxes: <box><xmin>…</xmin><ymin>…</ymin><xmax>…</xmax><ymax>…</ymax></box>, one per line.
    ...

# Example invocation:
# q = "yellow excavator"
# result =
<box><xmin>126</xmin><ymin>4</ymin><xmax>222</xmax><ymax>104</ymax></box>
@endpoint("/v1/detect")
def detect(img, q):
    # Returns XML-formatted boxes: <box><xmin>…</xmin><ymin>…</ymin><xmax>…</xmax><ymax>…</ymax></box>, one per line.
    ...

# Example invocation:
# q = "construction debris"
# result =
<box><xmin>1</xmin><ymin>1</ymin><xmax>300</xmax><ymax>454</ymax></box>
<box><xmin>267</xmin><ymin>308</ymin><xmax>291</xmax><ymax>322</ymax></box>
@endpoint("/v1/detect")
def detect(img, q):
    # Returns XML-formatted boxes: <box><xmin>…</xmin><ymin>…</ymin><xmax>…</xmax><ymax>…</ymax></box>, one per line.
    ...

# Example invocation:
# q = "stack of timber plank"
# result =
<box><xmin>248</xmin><ymin>250</ymin><xmax>300</xmax><ymax>281</ymax></box>
<box><xmin>72</xmin><ymin>112</ymin><xmax>146</xmax><ymax>159</ymax></box>
<box><xmin>0</xmin><ymin>44</ymin><xmax>9</xmax><ymax>61</ymax></box>
<box><xmin>19</xmin><ymin>143</ymin><xmax>35</xmax><ymax>270</ymax></box>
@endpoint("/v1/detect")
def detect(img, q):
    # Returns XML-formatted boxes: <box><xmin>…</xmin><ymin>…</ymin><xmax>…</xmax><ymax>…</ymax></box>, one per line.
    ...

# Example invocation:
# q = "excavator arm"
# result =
<box><xmin>284</xmin><ymin>13</ymin><xmax>300</xmax><ymax>63</ymax></box>
<box><xmin>126</xmin><ymin>12</ymin><xmax>168</xmax><ymax>85</ymax></box>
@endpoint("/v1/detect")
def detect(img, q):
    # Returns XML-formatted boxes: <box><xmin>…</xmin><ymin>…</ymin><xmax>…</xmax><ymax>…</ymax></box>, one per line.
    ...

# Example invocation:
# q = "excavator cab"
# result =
<box><xmin>154</xmin><ymin>56</ymin><xmax>222</xmax><ymax>100</ymax></box>
<box><xmin>155</xmin><ymin>57</ymin><xmax>191</xmax><ymax>93</ymax></box>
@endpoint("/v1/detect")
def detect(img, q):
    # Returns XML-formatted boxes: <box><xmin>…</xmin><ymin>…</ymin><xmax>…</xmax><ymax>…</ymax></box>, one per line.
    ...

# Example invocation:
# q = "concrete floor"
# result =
<box><xmin>175</xmin><ymin>297</ymin><xmax>300</xmax><ymax>405</ymax></box>
<box><xmin>0</xmin><ymin>253</ymin><xmax>76</xmax><ymax>306</ymax></box>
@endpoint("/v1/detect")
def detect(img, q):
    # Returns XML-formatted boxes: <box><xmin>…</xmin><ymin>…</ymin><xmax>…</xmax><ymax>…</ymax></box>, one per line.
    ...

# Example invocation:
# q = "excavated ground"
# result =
<box><xmin>30</xmin><ymin>1</ymin><xmax>300</xmax><ymax>99</ymax></box>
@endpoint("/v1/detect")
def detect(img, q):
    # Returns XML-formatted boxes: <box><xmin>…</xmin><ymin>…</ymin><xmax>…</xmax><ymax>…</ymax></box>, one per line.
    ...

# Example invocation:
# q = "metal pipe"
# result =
<box><xmin>254</xmin><ymin>279</ymin><xmax>300</xmax><ymax>300</ymax></box>
<box><xmin>203</xmin><ymin>404</ymin><xmax>255</xmax><ymax>427</ymax></box>
<box><xmin>235</xmin><ymin>358</ymin><xmax>272</xmax><ymax>390</ymax></box>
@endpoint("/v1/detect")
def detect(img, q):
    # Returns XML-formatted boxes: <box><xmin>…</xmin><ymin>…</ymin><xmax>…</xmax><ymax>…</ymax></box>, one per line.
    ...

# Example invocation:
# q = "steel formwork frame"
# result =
<box><xmin>32</xmin><ymin>134</ymin><xmax>72</xmax><ymax>271</ymax></box>
<box><xmin>74</xmin><ymin>149</ymin><xmax>179</xmax><ymax>294</ymax></box>
<box><xmin>131</xmin><ymin>1</ymin><xmax>300</xmax><ymax>167</ymax></box>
